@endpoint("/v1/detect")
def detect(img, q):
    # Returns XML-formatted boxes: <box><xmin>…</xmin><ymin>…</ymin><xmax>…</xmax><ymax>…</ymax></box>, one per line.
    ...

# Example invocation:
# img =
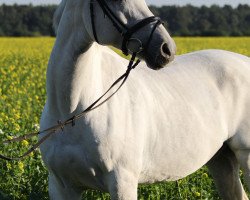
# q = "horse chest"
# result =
<box><xmin>42</xmin><ymin>135</ymin><xmax>109</xmax><ymax>190</ymax></box>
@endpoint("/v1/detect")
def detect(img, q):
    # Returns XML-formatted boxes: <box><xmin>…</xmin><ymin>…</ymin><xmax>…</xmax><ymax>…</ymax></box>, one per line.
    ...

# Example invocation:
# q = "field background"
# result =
<box><xmin>0</xmin><ymin>37</ymin><xmax>250</xmax><ymax>200</ymax></box>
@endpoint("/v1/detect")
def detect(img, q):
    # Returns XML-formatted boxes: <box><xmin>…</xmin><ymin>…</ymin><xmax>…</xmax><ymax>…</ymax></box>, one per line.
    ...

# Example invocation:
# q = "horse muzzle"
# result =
<box><xmin>143</xmin><ymin>37</ymin><xmax>176</xmax><ymax>70</ymax></box>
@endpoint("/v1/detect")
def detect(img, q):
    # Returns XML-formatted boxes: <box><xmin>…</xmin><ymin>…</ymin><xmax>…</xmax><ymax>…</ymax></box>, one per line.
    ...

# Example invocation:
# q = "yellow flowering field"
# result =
<box><xmin>176</xmin><ymin>37</ymin><xmax>250</xmax><ymax>56</ymax></box>
<box><xmin>0</xmin><ymin>37</ymin><xmax>249</xmax><ymax>199</ymax></box>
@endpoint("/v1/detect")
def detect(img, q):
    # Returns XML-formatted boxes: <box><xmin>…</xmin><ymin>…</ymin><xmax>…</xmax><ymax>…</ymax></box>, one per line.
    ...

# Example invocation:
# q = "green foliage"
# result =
<box><xmin>0</xmin><ymin>37</ymin><xmax>250</xmax><ymax>199</ymax></box>
<box><xmin>0</xmin><ymin>4</ymin><xmax>250</xmax><ymax>36</ymax></box>
<box><xmin>0</xmin><ymin>4</ymin><xmax>56</xmax><ymax>36</ymax></box>
<box><xmin>151</xmin><ymin>4</ymin><xmax>250</xmax><ymax>36</ymax></box>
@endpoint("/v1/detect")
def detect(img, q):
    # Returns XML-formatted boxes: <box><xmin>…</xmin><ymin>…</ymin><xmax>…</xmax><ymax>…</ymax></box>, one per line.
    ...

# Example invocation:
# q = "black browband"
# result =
<box><xmin>90</xmin><ymin>0</ymin><xmax>163</xmax><ymax>55</ymax></box>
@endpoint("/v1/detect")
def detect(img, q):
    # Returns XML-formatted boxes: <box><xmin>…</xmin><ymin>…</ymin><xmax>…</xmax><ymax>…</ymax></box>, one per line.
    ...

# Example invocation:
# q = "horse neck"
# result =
<box><xmin>46</xmin><ymin>37</ymin><xmax>109</xmax><ymax>117</ymax></box>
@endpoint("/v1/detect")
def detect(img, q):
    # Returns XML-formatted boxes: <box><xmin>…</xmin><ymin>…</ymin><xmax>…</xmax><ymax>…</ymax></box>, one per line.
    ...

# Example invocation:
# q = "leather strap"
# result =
<box><xmin>0</xmin><ymin>0</ymin><xmax>162</xmax><ymax>161</ymax></box>
<box><xmin>90</xmin><ymin>0</ymin><xmax>163</xmax><ymax>55</ymax></box>
<box><xmin>121</xmin><ymin>17</ymin><xmax>162</xmax><ymax>55</ymax></box>
<box><xmin>0</xmin><ymin>54</ymin><xmax>140</xmax><ymax>161</ymax></box>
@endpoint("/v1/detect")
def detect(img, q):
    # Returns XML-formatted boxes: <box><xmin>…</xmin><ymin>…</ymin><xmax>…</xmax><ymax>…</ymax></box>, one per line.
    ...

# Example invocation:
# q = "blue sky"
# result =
<box><xmin>0</xmin><ymin>0</ymin><xmax>249</xmax><ymax>7</ymax></box>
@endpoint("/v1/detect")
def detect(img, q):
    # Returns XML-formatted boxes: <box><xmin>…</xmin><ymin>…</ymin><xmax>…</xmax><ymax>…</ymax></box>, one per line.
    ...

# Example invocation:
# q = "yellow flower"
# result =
<box><xmin>6</xmin><ymin>163</ymin><xmax>12</xmax><ymax>170</ymax></box>
<box><xmin>11</xmin><ymin>108</ymin><xmax>16</xmax><ymax>113</ymax></box>
<box><xmin>14</xmin><ymin>113</ymin><xmax>21</xmax><ymax>120</ymax></box>
<box><xmin>9</xmin><ymin>65</ymin><xmax>15</xmax><ymax>71</ymax></box>
<box><xmin>14</xmin><ymin>123</ymin><xmax>20</xmax><ymax>132</ymax></box>
<box><xmin>194</xmin><ymin>192</ymin><xmax>201</xmax><ymax>197</ymax></box>
<box><xmin>202</xmin><ymin>173</ymin><xmax>208</xmax><ymax>178</ymax></box>
<box><xmin>34</xmin><ymin>117</ymin><xmax>39</xmax><ymax>123</ymax></box>
<box><xmin>9</xmin><ymin>118</ymin><xmax>15</xmax><ymax>124</ymax></box>
<box><xmin>7</xmin><ymin>135</ymin><xmax>13</xmax><ymax>140</ymax></box>
<box><xmin>21</xmin><ymin>140</ymin><xmax>29</xmax><ymax>147</ymax></box>
<box><xmin>3</xmin><ymin>115</ymin><xmax>9</xmax><ymax>121</ymax></box>
<box><xmin>18</xmin><ymin>162</ymin><xmax>24</xmax><ymax>172</ymax></box>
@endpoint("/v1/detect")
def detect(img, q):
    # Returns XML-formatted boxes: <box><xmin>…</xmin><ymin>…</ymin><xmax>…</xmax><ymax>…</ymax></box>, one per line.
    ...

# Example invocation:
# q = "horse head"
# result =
<box><xmin>54</xmin><ymin>0</ymin><xmax>176</xmax><ymax>70</ymax></box>
<box><xmin>88</xmin><ymin>0</ymin><xmax>176</xmax><ymax>69</ymax></box>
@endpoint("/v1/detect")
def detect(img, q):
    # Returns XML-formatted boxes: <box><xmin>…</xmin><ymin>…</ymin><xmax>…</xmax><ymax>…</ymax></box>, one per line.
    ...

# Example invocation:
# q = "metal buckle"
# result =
<box><xmin>126</xmin><ymin>38</ymin><xmax>143</xmax><ymax>54</ymax></box>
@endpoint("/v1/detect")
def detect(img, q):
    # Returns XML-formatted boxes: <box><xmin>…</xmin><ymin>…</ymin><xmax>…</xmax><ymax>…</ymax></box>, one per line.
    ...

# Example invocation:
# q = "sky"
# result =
<box><xmin>0</xmin><ymin>0</ymin><xmax>249</xmax><ymax>7</ymax></box>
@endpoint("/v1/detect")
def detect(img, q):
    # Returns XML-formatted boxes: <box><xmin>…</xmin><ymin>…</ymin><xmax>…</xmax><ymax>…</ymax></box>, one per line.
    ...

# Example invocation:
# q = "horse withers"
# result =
<box><xmin>40</xmin><ymin>0</ymin><xmax>250</xmax><ymax>199</ymax></box>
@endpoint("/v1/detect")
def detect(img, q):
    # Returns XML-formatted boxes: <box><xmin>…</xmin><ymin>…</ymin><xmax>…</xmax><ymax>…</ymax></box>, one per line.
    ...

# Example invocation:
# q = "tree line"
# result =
<box><xmin>0</xmin><ymin>4</ymin><xmax>250</xmax><ymax>37</ymax></box>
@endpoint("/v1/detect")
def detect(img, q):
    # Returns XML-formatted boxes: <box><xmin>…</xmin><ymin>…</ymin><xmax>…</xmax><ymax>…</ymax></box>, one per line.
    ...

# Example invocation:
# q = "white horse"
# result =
<box><xmin>40</xmin><ymin>0</ymin><xmax>250</xmax><ymax>199</ymax></box>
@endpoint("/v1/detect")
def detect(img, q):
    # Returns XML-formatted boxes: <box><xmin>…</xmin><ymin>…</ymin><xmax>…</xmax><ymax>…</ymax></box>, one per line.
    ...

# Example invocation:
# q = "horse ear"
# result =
<box><xmin>53</xmin><ymin>0</ymin><xmax>66</xmax><ymax>35</ymax></box>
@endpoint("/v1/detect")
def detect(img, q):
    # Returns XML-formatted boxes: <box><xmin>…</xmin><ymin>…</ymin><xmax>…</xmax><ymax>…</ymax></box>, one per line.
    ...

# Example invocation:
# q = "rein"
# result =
<box><xmin>0</xmin><ymin>53</ymin><xmax>140</xmax><ymax>161</ymax></box>
<box><xmin>0</xmin><ymin>0</ymin><xmax>163</xmax><ymax>161</ymax></box>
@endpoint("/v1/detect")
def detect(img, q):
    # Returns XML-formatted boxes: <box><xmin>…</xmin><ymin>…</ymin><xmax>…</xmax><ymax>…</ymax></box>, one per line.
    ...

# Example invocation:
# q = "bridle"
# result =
<box><xmin>90</xmin><ymin>0</ymin><xmax>163</xmax><ymax>56</ymax></box>
<box><xmin>0</xmin><ymin>0</ymin><xmax>163</xmax><ymax>161</ymax></box>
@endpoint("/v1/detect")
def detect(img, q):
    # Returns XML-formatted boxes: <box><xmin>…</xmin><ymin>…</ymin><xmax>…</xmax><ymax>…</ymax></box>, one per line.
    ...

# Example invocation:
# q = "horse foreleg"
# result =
<box><xmin>235</xmin><ymin>150</ymin><xmax>250</xmax><ymax>192</ymax></box>
<box><xmin>229</xmin><ymin>119</ymin><xmax>250</xmax><ymax>198</ymax></box>
<box><xmin>105</xmin><ymin>168</ymin><xmax>138</xmax><ymax>200</ymax></box>
<box><xmin>207</xmin><ymin>144</ymin><xmax>249</xmax><ymax>200</ymax></box>
<box><xmin>48</xmin><ymin>173</ymin><xmax>83</xmax><ymax>200</ymax></box>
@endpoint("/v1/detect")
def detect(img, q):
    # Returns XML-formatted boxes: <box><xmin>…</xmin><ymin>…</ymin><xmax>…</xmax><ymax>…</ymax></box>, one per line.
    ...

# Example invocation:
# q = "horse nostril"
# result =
<box><xmin>161</xmin><ymin>43</ymin><xmax>171</xmax><ymax>58</ymax></box>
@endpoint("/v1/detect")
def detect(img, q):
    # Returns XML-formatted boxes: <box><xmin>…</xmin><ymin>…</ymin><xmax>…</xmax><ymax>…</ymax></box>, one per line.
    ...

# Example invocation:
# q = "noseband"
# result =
<box><xmin>90</xmin><ymin>0</ymin><xmax>163</xmax><ymax>55</ymax></box>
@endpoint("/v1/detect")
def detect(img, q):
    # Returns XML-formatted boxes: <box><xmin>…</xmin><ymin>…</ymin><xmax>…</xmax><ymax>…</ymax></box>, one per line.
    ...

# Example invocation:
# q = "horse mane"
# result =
<box><xmin>53</xmin><ymin>0</ymin><xmax>67</xmax><ymax>35</ymax></box>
